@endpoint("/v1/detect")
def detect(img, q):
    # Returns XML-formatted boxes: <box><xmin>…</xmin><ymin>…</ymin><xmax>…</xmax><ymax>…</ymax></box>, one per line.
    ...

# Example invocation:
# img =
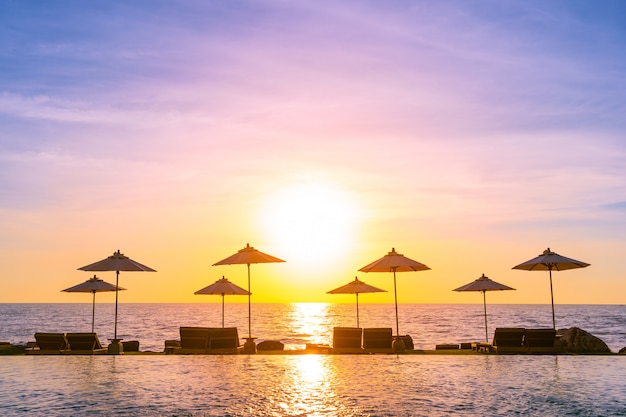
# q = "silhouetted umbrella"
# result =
<box><xmin>78</xmin><ymin>250</ymin><xmax>156</xmax><ymax>341</ymax></box>
<box><xmin>453</xmin><ymin>273</ymin><xmax>515</xmax><ymax>342</ymax></box>
<box><xmin>62</xmin><ymin>275</ymin><xmax>126</xmax><ymax>333</ymax></box>
<box><xmin>359</xmin><ymin>248</ymin><xmax>430</xmax><ymax>338</ymax></box>
<box><xmin>213</xmin><ymin>243</ymin><xmax>285</xmax><ymax>340</ymax></box>
<box><xmin>195</xmin><ymin>276</ymin><xmax>250</xmax><ymax>327</ymax></box>
<box><xmin>513</xmin><ymin>247</ymin><xmax>589</xmax><ymax>329</ymax></box>
<box><xmin>327</xmin><ymin>277</ymin><xmax>387</xmax><ymax>328</ymax></box>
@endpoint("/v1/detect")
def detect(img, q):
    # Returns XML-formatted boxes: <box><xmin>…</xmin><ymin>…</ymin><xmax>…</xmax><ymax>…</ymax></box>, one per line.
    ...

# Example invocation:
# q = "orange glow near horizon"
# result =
<box><xmin>2</xmin><ymin>1</ymin><xmax>626</xmax><ymax>308</ymax></box>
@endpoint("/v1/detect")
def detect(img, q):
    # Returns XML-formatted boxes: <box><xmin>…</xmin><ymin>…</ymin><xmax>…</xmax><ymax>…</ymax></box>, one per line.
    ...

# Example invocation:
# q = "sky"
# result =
<box><xmin>1</xmin><ymin>0</ymin><xmax>625</xmax><ymax>305</ymax></box>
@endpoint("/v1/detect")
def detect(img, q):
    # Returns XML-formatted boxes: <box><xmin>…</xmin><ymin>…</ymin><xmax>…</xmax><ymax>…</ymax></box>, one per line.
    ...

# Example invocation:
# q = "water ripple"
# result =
<box><xmin>1</xmin><ymin>355</ymin><xmax>625</xmax><ymax>416</ymax></box>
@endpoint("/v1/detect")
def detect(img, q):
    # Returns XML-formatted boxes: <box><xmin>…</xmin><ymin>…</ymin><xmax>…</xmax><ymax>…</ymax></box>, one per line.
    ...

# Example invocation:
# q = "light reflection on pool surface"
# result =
<box><xmin>1</xmin><ymin>354</ymin><xmax>624</xmax><ymax>416</ymax></box>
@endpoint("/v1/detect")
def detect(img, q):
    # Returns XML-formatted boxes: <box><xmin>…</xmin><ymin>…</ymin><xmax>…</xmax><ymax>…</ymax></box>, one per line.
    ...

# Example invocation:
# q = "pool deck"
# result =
<box><xmin>2</xmin><ymin>344</ymin><xmax>621</xmax><ymax>356</ymax></box>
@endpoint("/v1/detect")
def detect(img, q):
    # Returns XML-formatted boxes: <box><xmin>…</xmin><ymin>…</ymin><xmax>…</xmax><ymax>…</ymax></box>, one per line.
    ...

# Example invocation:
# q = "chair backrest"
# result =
<box><xmin>363</xmin><ymin>328</ymin><xmax>393</xmax><ymax>349</ymax></box>
<box><xmin>34</xmin><ymin>333</ymin><xmax>69</xmax><ymax>351</ymax></box>
<box><xmin>525</xmin><ymin>329</ymin><xmax>556</xmax><ymax>348</ymax></box>
<box><xmin>333</xmin><ymin>327</ymin><xmax>362</xmax><ymax>349</ymax></box>
<box><xmin>180</xmin><ymin>327</ymin><xmax>210</xmax><ymax>349</ymax></box>
<box><xmin>66</xmin><ymin>333</ymin><xmax>103</xmax><ymax>350</ymax></box>
<box><xmin>122</xmin><ymin>340</ymin><xmax>140</xmax><ymax>352</ymax></box>
<box><xmin>208</xmin><ymin>327</ymin><xmax>239</xmax><ymax>349</ymax></box>
<box><xmin>493</xmin><ymin>328</ymin><xmax>525</xmax><ymax>347</ymax></box>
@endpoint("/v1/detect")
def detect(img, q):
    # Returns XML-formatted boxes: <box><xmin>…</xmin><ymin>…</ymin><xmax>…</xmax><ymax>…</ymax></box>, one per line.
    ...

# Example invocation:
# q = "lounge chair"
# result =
<box><xmin>492</xmin><ymin>328</ymin><xmax>526</xmax><ymax>354</ymax></box>
<box><xmin>27</xmin><ymin>333</ymin><xmax>69</xmax><ymax>354</ymax></box>
<box><xmin>122</xmin><ymin>340</ymin><xmax>140</xmax><ymax>352</ymax></box>
<box><xmin>164</xmin><ymin>339</ymin><xmax>180</xmax><ymax>354</ymax></box>
<box><xmin>63</xmin><ymin>333</ymin><xmax>107</xmax><ymax>354</ymax></box>
<box><xmin>363</xmin><ymin>328</ymin><xmax>395</xmax><ymax>353</ymax></box>
<box><xmin>207</xmin><ymin>327</ymin><xmax>241</xmax><ymax>354</ymax></box>
<box><xmin>331</xmin><ymin>327</ymin><xmax>363</xmax><ymax>354</ymax></box>
<box><xmin>176</xmin><ymin>327</ymin><xmax>210</xmax><ymax>354</ymax></box>
<box><xmin>525</xmin><ymin>328</ymin><xmax>560</xmax><ymax>354</ymax></box>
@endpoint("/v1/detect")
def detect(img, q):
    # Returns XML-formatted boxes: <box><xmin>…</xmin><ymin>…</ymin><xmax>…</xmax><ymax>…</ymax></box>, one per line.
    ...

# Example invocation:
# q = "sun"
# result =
<box><xmin>260</xmin><ymin>182</ymin><xmax>359</xmax><ymax>265</ymax></box>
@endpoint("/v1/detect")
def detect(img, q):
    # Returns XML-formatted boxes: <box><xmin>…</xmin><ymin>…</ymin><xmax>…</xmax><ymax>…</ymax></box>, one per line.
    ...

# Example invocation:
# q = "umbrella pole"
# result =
<box><xmin>482</xmin><ymin>291</ymin><xmax>488</xmax><ymax>342</ymax></box>
<box><xmin>222</xmin><ymin>294</ymin><xmax>225</xmax><ymax>328</ymax></box>
<box><xmin>92</xmin><ymin>291</ymin><xmax>96</xmax><ymax>333</ymax></box>
<box><xmin>247</xmin><ymin>263</ymin><xmax>251</xmax><ymax>338</ymax></box>
<box><xmin>393</xmin><ymin>268</ymin><xmax>399</xmax><ymax>337</ymax></box>
<box><xmin>356</xmin><ymin>293</ymin><xmax>360</xmax><ymax>328</ymax></box>
<box><xmin>549</xmin><ymin>268</ymin><xmax>556</xmax><ymax>329</ymax></box>
<box><xmin>114</xmin><ymin>270</ymin><xmax>119</xmax><ymax>340</ymax></box>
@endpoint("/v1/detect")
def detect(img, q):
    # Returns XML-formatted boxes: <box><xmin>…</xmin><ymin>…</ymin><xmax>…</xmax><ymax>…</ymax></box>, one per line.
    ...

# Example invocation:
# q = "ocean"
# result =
<box><xmin>0</xmin><ymin>303</ymin><xmax>624</xmax><ymax>416</ymax></box>
<box><xmin>1</xmin><ymin>303</ymin><xmax>624</xmax><ymax>352</ymax></box>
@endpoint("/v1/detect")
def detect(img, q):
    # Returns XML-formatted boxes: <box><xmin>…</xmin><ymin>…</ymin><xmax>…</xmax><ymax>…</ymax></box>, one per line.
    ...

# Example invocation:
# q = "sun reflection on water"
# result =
<box><xmin>286</xmin><ymin>302</ymin><xmax>335</xmax><ymax>347</ymax></box>
<box><xmin>277</xmin><ymin>355</ymin><xmax>340</xmax><ymax>416</ymax></box>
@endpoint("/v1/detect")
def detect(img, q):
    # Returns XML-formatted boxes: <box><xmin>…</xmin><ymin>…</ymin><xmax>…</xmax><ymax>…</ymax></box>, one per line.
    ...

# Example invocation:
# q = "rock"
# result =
<box><xmin>619</xmin><ymin>347</ymin><xmax>626</xmax><ymax>355</ymax></box>
<box><xmin>555</xmin><ymin>327</ymin><xmax>611</xmax><ymax>353</ymax></box>
<box><xmin>0</xmin><ymin>343</ymin><xmax>26</xmax><ymax>355</ymax></box>
<box><xmin>256</xmin><ymin>340</ymin><xmax>284</xmax><ymax>351</ymax></box>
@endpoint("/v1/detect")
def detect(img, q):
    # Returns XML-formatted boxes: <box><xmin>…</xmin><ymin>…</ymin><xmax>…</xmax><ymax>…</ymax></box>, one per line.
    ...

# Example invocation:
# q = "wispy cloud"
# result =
<box><xmin>1</xmin><ymin>0</ymin><xmax>626</xmax><ymax>301</ymax></box>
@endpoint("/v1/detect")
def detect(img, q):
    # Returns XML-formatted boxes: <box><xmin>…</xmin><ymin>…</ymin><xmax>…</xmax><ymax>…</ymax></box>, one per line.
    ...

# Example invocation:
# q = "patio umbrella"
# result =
<box><xmin>195</xmin><ymin>276</ymin><xmax>250</xmax><ymax>328</ymax></box>
<box><xmin>513</xmin><ymin>247</ymin><xmax>589</xmax><ymax>329</ymax></box>
<box><xmin>359</xmin><ymin>248</ymin><xmax>430</xmax><ymax>338</ymax></box>
<box><xmin>78</xmin><ymin>250</ymin><xmax>156</xmax><ymax>342</ymax></box>
<box><xmin>62</xmin><ymin>275</ymin><xmax>126</xmax><ymax>333</ymax></box>
<box><xmin>327</xmin><ymin>277</ymin><xmax>387</xmax><ymax>328</ymax></box>
<box><xmin>213</xmin><ymin>243</ymin><xmax>285</xmax><ymax>341</ymax></box>
<box><xmin>453</xmin><ymin>273</ymin><xmax>515</xmax><ymax>342</ymax></box>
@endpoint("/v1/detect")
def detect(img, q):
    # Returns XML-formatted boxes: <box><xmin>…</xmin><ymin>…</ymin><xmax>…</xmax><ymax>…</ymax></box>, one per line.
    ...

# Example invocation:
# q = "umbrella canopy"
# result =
<box><xmin>78</xmin><ymin>250</ymin><xmax>156</xmax><ymax>340</ymax></box>
<box><xmin>512</xmin><ymin>247</ymin><xmax>589</xmax><ymax>329</ymax></box>
<box><xmin>78</xmin><ymin>250</ymin><xmax>157</xmax><ymax>272</ymax></box>
<box><xmin>359</xmin><ymin>248</ymin><xmax>431</xmax><ymax>273</ymax></box>
<box><xmin>213</xmin><ymin>243</ymin><xmax>285</xmax><ymax>266</ymax></box>
<box><xmin>327</xmin><ymin>277</ymin><xmax>387</xmax><ymax>328</ymax></box>
<box><xmin>62</xmin><ymin>275</ymin><xmax>126</xmax><ymax>333</ymax></box>
<box><xmin>213</xmin><ymin>243</ymin><xmax>285</xmax><ymax>338</ymax></box>
<box><xmin>195</xmin><ymin>276</ymin><xmax>250</xmax><ymax>328</ymax></box>
<box><xmin>453</xmin><ymin>273</ymin><xmax>515</xmax><ymax>342</ymax></box>
<box><xmin>63</xmin><ymin>275</ymin><xmax>126</xmax><ymax>293</ymax></box>
<box><xmin>359</xmin><ymin>248</ymin><xmax>430</xmax><ymax>337</ymax></box>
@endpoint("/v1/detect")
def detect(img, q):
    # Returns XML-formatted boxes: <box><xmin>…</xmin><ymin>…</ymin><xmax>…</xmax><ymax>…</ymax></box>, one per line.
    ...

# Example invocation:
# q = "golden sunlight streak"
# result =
<box><xmin>278</xmin><ymin>355</ymin><xmax>338</xmax><ymax>415</ymax></box>
<box><xmin>288</xmin><ymin>302</ymin><xmax>332</xmax><ymax>346</ymax></box>
<box><xmin>294</xmin><ymin>354</ymin><xmax>326</xmax><ymax>384</ymax></box>
<box><xmin>260</xmin><ymin>182</ymin><xmax>360</xmax><ymax>266</ymax></box>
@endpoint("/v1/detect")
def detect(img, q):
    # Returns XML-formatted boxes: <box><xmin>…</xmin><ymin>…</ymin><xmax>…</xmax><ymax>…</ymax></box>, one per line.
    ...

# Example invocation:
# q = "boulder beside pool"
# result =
<box><xmin>257</xmin><ymin>340</ymin><xmax>285</xmax><ymax>351</ymax></box>
<box><xmin>0</xmin><ymin>342</ymin><xmax>27</xmax><ymax>355</ymax></box>
<box><xmin>556</xmin><ymin>327</ymin><xmax>611</xmax><ymax>353</ymax></box>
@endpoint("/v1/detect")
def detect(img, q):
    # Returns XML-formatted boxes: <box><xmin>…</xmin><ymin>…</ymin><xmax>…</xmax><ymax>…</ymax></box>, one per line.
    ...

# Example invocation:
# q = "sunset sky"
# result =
<box><xmin>1</xmin><ymin>1</ymin><xmax>625</xmax><ymax>305</ymax></box>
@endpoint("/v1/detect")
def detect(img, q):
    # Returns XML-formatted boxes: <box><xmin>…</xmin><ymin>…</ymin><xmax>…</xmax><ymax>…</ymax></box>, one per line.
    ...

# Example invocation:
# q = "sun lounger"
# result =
<box><xmin>164</xmin><ymin>339</ymin><xmax>180</xmax><ymax>354</ymax></box>
<box><xmin>177</xmin><ymin>327</ymin><xmax>210</xmax><ymax>354</ymax></box>
<box><xmin>525</xmin><ymin>328</ymin><xmax>560</xmax><ymax>354</ymax></box>
<box><xmin>176</xmin><ymin>327</ymin><xmax>242</xmax><ymax>354</ymax></box>
<box><xmin>27</xmin><ymin>333</ymin><xmax>69</xmax><ymax>354</ymax></box>
<box><xmin>122</xmin><ymin>340</ymin><xmax>140</xmax><ymax>352</ymax></box>
<box><xmin>436</xmin><ymin>343</ymin><xmax>460</xmax><ymax>350</ymax></box>
<box><xmin>63</xmin><ymin>333</ymin><xmax>107</xmax><ymax>354</ymax></box>
<box><xmin>472</xmin><ymin>342</ymin><xmax>494</xmax><ymax>352</ymax></box>
<box><xmin>492</xmin><ymin>328</ymin><xmax>526</xmax><ymax>354</ymax></box>
<box><xmin>207</xmin><ymin>327</ymin><xmax>241</xmax><ymax>354</ymax></box>
<box><xmin>363</xmin><ymin>328</ymin><xmax>395</xmax><ymax>353</ymax></box>
<box><xmin>331</xmin><ymin>327</ymin><xmax>363</xmax><ymax>353</ymax></box>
